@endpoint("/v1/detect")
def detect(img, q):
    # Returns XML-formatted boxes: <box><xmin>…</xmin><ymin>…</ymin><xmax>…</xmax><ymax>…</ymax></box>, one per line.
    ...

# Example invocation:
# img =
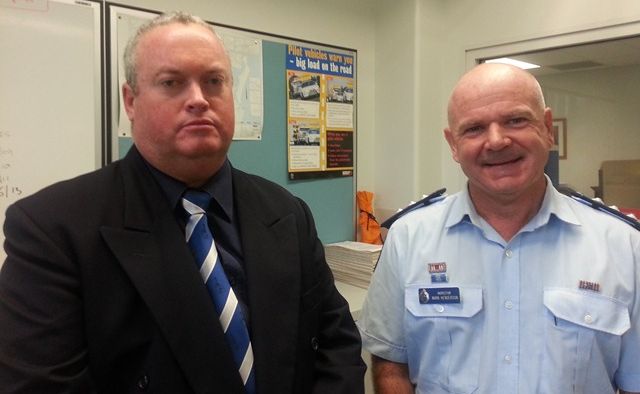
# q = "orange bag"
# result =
<box><xmin>357</xmin><ymin>191</ymin><xmax>383</xmax><ymax>245</ymax></box>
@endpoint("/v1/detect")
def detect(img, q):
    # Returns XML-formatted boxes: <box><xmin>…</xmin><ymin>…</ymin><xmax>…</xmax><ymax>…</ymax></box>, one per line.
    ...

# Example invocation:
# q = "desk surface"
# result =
<box><xmin>335</xmin><ymin>281</ymin><xmax>368</xmax><ymax>321</ymax></box>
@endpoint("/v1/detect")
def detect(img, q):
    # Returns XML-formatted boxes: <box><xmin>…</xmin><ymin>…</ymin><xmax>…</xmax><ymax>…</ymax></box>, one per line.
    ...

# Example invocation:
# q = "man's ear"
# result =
<box><xmin>444</xmin><ymin>128</ymin><xmax>460</xmax><ymax>163</ymax></box>
<box><xmin>122</xmin><ymin>83</ymin><xmax>136</xmax><ymax>121</ymax></box>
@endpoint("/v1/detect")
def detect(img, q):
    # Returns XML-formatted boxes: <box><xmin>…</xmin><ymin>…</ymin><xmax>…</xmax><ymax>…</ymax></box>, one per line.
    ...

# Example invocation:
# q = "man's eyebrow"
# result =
<box><xmin>151</xmin><ymin>67</ymin><xmax>230</xmax><ymax>78</ymax></box>
<box><xmin>503</xmin><ymin>110</ymin><xmax>532</xmax><ymax>118</ymax></box>
<box><xmin>456</xmin><ymin>118</ymin><xmax>482</xmax><ymax>130</ymax></box>
<box><xmin>206</xmin><ymin>65</ymin><xmax>233</xmax><ymax>75</ymax></box>
<box><xmin>153</xmin><ymin>68</ymin><xmax>182</xmax><ymax>78</ymax></box>
<box><xmin>204</xmin><ymin>68</ymin><xmax>230</xmax><ymax>76</ymax></box>
<box><xmin>454</xmin><ymin>110</ymin><xmax>535</xmax><ymax>130</ymax></box>
<box><xmin>500</xmin><ymin>106</ymin><xmax>536</xmax><ymax>118</ymax></box>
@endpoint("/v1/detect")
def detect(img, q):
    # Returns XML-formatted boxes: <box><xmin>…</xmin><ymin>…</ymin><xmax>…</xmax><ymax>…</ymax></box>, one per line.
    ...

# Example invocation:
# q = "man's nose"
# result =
<box><xmin>485</xmin><ymin>123</ymin><xmax>511</xmax><ymax>150</ymax></box>
<box><xmin>185</xmin><ymin>82</ymin><xmax>209</xmax><ymax>112</ymax></box>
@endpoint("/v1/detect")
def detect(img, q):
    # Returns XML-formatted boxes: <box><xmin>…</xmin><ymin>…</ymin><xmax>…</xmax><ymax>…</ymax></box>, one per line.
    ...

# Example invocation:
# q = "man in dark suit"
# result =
<box><xmin>0</xmin><ymin>11</ymin><xmax>365</xmax><ymax>393</ymax></box>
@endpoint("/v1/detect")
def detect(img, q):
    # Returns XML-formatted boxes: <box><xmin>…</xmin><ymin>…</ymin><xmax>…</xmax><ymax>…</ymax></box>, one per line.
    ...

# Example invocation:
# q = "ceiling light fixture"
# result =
<box><xmin>484</xmin><ymin>57</ymin><xmax>540</xmax><ymax>70</ymax></box>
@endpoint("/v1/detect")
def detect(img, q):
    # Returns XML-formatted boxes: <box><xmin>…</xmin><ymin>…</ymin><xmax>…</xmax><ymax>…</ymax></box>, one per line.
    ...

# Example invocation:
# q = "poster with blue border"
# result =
<box><xmin>286</xmin><ymin>45</ymin><xmax>355</xmax><ymax>180</ymax></box>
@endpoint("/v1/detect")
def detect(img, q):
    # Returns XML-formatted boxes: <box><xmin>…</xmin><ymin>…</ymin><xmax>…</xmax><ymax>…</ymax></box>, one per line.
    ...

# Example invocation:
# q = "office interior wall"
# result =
<box><xmin>374</xmin><ymin>0</ymin><xmax>640</xmax><ymax>216</ymax></box>
<box><xmin>372</xmin><ymin>0</ymin><xmax>448</xmax><ymax>219</ymax></box>
<box><xmin>371</xmin><ymin>0</ymin><xmax>418</xmax><ymax>217</ymax></box>
<box><xmin>112</xmin><ymin>0</ymin><xmax>377</xmax><ymax>193</ymax></box>
<box><xmin>111</xmin><ymin>0</ymin><xmax>640</xmax><ymax>222</ymax></box>
<box><xmin>538</xmin><ymin>64</ymin><xmax>640</xmax><ymax>198</ymax></box>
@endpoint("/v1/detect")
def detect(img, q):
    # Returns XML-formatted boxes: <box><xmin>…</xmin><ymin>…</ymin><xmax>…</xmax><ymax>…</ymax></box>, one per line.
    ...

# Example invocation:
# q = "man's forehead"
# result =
<box><xmin>452</xmin><ymin>78</ymin><xmax>537</xmax><ymax>111</ymax></box>
<box><xmin>460</xmin><ymin>103</ymin><xmax>534</xmax><ymax>120</ymax></box>
<box><xmin>141</xmin><ymin>23</ymin><xmax>215</xmax><ymax>44</ymax></box>
<box><xmin>452</xmin><ymin>65</ymin><xmax>534</xmax><ymax>100</ymax></box>
<box><xmin>451</xmin><ymin>95</ymin><xmax>539</xmax><ymax>128</ymax></box>
<box><xmin>137</xmin><ymin>25</ymin><xmax>229</xmax><ymax>65</ymax></box>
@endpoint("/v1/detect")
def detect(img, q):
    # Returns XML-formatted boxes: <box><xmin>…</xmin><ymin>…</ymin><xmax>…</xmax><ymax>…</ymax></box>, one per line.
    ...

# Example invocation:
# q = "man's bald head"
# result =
<box><xmin>447</xmin><ymin>63</ymin><xmax>546</xmax><ymax>128</ymax></box>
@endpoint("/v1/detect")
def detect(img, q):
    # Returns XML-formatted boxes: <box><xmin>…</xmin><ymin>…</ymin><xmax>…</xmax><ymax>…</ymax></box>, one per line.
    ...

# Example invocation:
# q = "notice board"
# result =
<box><xmin>0</xmin><ymin>0</ymin><xmax>102</xmax><ymax>263</ymax></box>
<box><xmin>108</xmin><ymin>4</ymin><xmax>356</xmax><ymax>243</ymax></box>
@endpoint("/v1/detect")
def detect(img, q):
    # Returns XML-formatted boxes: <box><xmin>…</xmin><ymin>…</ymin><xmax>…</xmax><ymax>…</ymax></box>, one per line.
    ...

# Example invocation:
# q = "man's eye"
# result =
<box><xmin>208</xmin><ymin>77</ymin><xmax>224</xmax><ymax>85</ymax></box>
<box><xmin>508</xmin><ymin>117</ymin><xmax>527</xmax><ymax>125</ymax></box>
<box><xmin>160</xmin><ymin>79</ymin><xmax>181</xmax><ymax>88</ymax></box>
<box><xmin>464</xmin><ymin>125</ymin><xmax>482</xmax><ymax>134</ymax></box>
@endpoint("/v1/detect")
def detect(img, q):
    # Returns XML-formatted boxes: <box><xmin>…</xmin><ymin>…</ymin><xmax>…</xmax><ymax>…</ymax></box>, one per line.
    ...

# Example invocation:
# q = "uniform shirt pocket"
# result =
<box><xmin>541</xmin><ymin>288</ymin><xmax>630</xmax><ymax>394</ymax></box>
<box><xmin>544</xmin><ymin>288</ymin><xmax>630</xmax><ymax>335</ymax></box>
<box><xmin>405</xmin><ymin>284</ymin><xmax>483</xmax><ymax>394</ymax></box>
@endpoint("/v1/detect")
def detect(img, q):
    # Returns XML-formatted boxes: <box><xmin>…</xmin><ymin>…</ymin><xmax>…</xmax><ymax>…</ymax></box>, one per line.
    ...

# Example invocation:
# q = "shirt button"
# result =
<box><xmin>311</xmin><ymin>337</ymin><xmax>320</xmax><ymax>351</ymax></box>
<box><xmin>584</xmin><ymin>314</ymin><xmax>593</xmax><ymax>324</ymax></box>
<box><xmin>435</xmin><ymin>305</ymin><xmax>445</xmax><ymax>313</ymax></box>
<box><xmin>137</xmin><ymin>374</ymin><xmax>149</xmax><ymax>391</ymax></box>
<box><xmin>504</xmin><ymin>300</ymin><xmax>513</xmax><ymax>310</ymax></box>
<box><xmin>505</xmin><ymin>249</ymin><xmax>513</xmax><ymax>258</ymax></box>
<box><xmin>504</xmin><ymin>354</ymin><xmax>512</xmax><ymax>363</ymax></box>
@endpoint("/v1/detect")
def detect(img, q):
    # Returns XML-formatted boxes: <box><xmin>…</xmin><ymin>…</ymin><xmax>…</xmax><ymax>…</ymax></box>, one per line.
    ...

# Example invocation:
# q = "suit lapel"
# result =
<box><xmin>233</xmin><ymin>170</ymin><xmax>300</xmax><ymax>393</ymax></box>
<box><xmin>100</xmin><ymin>149</ymin><xmax>245</xmax><ymax>394</ymax></box>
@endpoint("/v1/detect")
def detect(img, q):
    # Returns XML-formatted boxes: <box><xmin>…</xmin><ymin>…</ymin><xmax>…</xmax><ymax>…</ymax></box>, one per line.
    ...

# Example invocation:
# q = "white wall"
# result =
<box><xmin>538</xmin><ymin>64</ymin><xmax>640</xmax><ymax>197</ymax></box>
<box><xmin>378</xmin><ymin>0</ymin><xmax>640</xmax><ymax>215</ymax></box>
<box><xmin>371</xmin><ymin>0</ymin><xmax>418</xmax><ymax>217</ymax></box>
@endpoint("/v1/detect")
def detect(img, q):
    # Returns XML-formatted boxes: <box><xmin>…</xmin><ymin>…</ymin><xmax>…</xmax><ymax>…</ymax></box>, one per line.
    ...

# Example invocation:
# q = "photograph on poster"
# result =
<box><xmin>289</xmin><ymin>122</ymin><xmax>321</xmax><ymax>146</ymax></box>
<box><xmin>287</xmin><ymin>71</ymin><xmax>320</xmax><ymax>101</ymax></box>
<box><xmin>326</xmin><ymin>77</ymin><xmax>353</xmax><ymax>103</ymax></box>
<box><xmin>288</xmin><ymin>121</ymin><xmax>321</xmax><ymax>171</ymax></box>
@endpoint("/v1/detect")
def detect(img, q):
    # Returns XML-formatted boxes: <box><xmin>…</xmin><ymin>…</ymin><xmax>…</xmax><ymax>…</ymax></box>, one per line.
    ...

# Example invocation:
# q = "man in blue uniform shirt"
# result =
<box><xmin>357</xmin><ymin>63</ymin><xmax>640</xmax><ymax>393</ymax></box>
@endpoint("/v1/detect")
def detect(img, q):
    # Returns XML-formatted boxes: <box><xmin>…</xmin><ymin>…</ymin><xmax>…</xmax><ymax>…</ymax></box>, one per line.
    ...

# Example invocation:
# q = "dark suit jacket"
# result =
<box><xmin>0</xmin><ymin>147</ymin><xmax>365</xmax><ymax>393</ymax></box>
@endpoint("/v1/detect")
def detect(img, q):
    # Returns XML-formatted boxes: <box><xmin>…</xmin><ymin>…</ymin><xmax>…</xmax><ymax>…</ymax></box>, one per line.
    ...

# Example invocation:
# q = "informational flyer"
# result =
<box><xmin>286</xmin><ymin>45</ymin><xmax>355</xmax><ymax>179</ymax></box>
<box><xmin>217</xmin><ymin>27</ymin><xmax>264</xmax><ymax>140</ymax></box>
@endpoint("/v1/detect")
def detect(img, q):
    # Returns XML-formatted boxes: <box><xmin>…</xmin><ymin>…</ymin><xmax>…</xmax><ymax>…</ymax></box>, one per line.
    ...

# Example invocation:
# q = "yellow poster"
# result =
<box><xmin>286</xmin><ymin>45</ymin><xmax>355</xmax><ymax>180</ymax></box>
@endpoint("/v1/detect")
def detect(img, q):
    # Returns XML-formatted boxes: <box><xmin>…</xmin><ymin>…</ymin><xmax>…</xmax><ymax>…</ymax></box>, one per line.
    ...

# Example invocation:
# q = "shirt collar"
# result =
<box><xmin>445</xmin><ymin>185</ymin><xmax>476</xmax><ymax>229</ymax></box>
<box><xmin>145</xmin><ymin>158</ymin><xmax>235</xmax><ymax>222</ymax></box>
<box><xmin>531</xmin><ymin>176</ymin><xmax>581</xmax><ymax>229</ymax></box>
<box><xmin>444</xmin><ymin>175</ymin><xmax>581</xmax><ymax>231</ymax></box>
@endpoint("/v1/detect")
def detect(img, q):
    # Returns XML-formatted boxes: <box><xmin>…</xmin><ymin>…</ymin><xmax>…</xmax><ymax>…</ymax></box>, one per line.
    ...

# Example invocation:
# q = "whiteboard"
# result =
<box><xmin>0</xmin><ymin>0</ymin><xmax>102</xmax><ymax>264</ymax></box>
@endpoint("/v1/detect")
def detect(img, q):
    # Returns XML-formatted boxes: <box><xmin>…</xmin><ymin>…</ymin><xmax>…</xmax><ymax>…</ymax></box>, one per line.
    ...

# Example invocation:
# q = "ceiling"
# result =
<box><xmin>486</xmin><ymin>35</ymin><xmax>640</xmax><ymax>76</ymax></box>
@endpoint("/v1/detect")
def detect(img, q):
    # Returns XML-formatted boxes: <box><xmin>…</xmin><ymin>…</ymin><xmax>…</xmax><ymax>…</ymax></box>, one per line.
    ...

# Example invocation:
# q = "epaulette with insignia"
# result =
<box><xmin>558</xmin><ymin>186</ymin><xmax>640</xmax><ymax>231</ymax></box>
<box><xmin>381</xmin><ymin>188</ymin><xmax>447</xmax><ymax>229</ymax></box>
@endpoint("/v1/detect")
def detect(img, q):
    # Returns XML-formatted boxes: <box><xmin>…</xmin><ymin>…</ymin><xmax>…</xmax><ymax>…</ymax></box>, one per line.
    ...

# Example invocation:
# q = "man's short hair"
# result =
<box><xmin>123</xmin><ymin>11</ymin><xmax>218</xmax><ymax>93</ymax></box>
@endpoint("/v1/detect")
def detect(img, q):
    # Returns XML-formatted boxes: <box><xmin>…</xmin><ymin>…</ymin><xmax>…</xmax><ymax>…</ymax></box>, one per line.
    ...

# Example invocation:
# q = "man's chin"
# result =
<box><xmin>178</xmin><ymin>142</ymin><xmax>230</xmax><ymax>159</ymax></box>
<box><xmin>485</xmin><ymin>176</ymin><xmax>544</xmax><ymax>198</ymax></box>
<box><xmin>471</xmin><ymin>176</ymin><xmax>521</xmax><ymax>195</ymax></box>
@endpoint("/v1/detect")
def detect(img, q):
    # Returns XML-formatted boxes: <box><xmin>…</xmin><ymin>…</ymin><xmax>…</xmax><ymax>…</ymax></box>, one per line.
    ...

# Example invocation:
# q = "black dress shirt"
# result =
<box><xmin>145</xmin><ymin>159</ymin><xmax>251</xmax><ymax>327</ymax></box>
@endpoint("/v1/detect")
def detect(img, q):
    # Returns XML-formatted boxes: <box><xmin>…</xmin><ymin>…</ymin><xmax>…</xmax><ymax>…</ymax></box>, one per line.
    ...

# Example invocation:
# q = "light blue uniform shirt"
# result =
<box><xmin>357</xmin><ymin>183</ymin><xmax>640</xmax><ymax>394</ymax></box>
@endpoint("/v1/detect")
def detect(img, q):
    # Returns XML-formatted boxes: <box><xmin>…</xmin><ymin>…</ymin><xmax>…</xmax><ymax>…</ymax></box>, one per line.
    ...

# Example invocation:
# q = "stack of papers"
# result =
<box><xmin>324</xmin><ymin>241</ymin><xmax>382</xmax><ymax>289</ymax></box>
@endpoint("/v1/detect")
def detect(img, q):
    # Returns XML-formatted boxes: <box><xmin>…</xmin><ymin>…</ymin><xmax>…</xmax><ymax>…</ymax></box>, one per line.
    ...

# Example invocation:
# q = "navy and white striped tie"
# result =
<box><xmin>182</xmin><ymin>190</ymin><xmax>256</xmax><ymax>393</ymax></box>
